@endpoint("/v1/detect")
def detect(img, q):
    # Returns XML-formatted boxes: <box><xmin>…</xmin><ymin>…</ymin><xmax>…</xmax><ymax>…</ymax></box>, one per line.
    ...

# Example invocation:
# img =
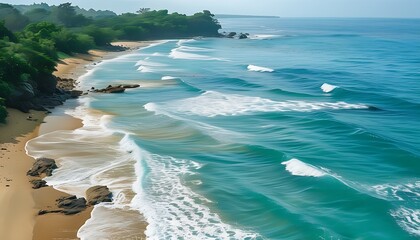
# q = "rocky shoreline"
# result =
<box><xmin>5</xmin><ymin>77</ymin><xmax>83</xmax><ymax>113</ymax></box>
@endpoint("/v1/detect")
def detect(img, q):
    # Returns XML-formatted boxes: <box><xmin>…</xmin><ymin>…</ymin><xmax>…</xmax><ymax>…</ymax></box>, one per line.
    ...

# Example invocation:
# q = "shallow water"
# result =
<box><xmin>28</xmin><ymin>18</ymin><xmax>420</xmax><ymax>239</ymax></box>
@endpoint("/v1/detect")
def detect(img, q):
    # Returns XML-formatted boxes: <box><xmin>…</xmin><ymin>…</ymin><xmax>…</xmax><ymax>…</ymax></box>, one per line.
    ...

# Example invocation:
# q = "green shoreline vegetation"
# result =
<box><xmin>0</xmin><ymin>2</ymin><xmax>222</xmax><ymax>122</ymax></box>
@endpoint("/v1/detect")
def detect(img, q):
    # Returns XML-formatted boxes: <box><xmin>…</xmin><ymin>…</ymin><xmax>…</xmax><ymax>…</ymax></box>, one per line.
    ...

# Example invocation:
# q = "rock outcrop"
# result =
<box><xmin>39</xmin><ymin>195</ymin><xmax>87</xmax><ymax>215</ymax></box>
<box><xmin>27</xmin><ymin>158</ymin><xmax>58</xmax><ymax>177</ymax></box>
<box><xmin>86</xmin><ymin>186</ymin><xmax>113</xmax><ymax>205</ymax></box>
<box><xmin>90</xmin><ymin>84</ymin><xmax>140</xmax><ymax>94</ymax></box>
<box><xmin>221</xmin><ymin>32</ymin><xmax>249</xmax><ymax>39</ymax></box>
<box><xmin>30</xmin><ymin>179</ymin><xmax>47</xmax><ymax>189</ymax></box>
<box><xmin>6</xmin><ymin>77</ymin><xmax>84</xmax><ymax>113</ymax></box>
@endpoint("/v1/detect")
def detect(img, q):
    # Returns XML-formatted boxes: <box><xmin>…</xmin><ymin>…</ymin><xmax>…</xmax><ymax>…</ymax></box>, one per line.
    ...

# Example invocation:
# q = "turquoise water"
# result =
<box><xmin>64</xmin><ymin>18</ymin><xmax>420</xmax><ymax>239</ymax></box>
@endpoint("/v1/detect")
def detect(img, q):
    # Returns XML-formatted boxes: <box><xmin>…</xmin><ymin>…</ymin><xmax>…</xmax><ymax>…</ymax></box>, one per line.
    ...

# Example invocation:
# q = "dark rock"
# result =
<box><xmin>122</xmin><ymin>84</ymin><xmax>140</xmax><ymax>89</ymax></box>
<box><xmin>86</xmin><ymin>186</ymin><xmax>112</xmax><ymax>205</ymax></box>
<box><xmin>38</xmin><ymin>74</ymin><xmax>57</xmax><ymax>94</ymax></box>
<box><xmin>57</xmin><ymin>195</ymin><xmax>87</xmax><ymax>210</ymax></box>
<box><xmin>227</xmin><ymin>32</ymin><xmax>236</xmax><ymax>38</ymax></box>
<box><xmin>107</xmin><ymin>87</ymin><xmax>125</xmax><ymax>93</ymax></box>
<box><xmin>27</xmin><ymin>158</ymin><xmax>58</xmax><ymax>177</ymax></box>
<box><xmin>238</xmin><ymin>33</ymin><xmax>248</xmax><ymax>39</ymax></box>
<box><xmin>69</xmin><ymin>90</ymin><xmax>83</xmax><ymax>98</ymax></box>
<box><xmin>31</xmin><ymin>179</ymin><xmax>47</xmax><ymax>189</ymax></box>
<box><xmin>38</xmin><ymin>209</ymin><xmax>63</xmax><ymax>215</ymax></box>
<box><xmin>93</xmin><ymin>85</ymin><xmax>126</xmax><ymax>94</ymax></box>
<box><xmin>17</xmin><ymin>82</ymin><xmax>36</xmax><ymax>100</ymax></box>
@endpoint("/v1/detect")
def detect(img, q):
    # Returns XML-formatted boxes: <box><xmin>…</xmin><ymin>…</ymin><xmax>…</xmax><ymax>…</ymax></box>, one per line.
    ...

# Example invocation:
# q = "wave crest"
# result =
<box><xmin>247</xmin><ymin>64</ymin><xmax>274</xmax><ymax>72</ymax></box>
<box><xmin>321</xmin><ymin>83</ymin><xmax>339</xmax><ymax>93</ymax></box>
<box><xmin>281</xmin><ymin>158</ymin><xmax>326</xmax><ymax>177</ymax></box>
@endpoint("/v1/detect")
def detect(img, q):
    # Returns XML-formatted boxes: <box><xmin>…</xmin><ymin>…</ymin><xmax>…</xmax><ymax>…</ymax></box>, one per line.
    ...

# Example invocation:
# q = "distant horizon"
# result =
<box><xmin>2</xmin><ymin>0</ymin><xmax>420</xmax><ymax>18</ymax></box>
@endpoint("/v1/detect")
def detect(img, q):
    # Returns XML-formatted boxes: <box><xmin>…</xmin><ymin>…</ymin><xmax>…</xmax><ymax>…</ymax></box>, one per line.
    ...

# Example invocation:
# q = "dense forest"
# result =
<box><xmin>0</xmin><ymin>2</ymin><xmax>222</xmax><ymax>122</ymax></box>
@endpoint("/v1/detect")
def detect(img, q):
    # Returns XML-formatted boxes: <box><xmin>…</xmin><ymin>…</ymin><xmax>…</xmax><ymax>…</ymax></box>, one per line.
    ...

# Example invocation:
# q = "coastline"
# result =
<box><xmin>0</xmin><ymin>41</ymin><xmax>151</xmax><ymax>240</ymax></box>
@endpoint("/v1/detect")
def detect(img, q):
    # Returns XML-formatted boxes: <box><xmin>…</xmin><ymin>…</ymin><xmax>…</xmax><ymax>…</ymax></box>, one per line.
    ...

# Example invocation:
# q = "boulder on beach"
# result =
<box><xmin>39</xmin><ymin>195</ymin><xmax>87</xmax><ymax>215</ymax></box>
<box><xmin>30</xmin><ymin>179</ymin><xmax>47</xmax><ymax>189</ymax></box>
<box><xmin>27</xmin><ymin>158</ymin><xmax>58</xmax><ymax>177</ymax></box>
<box><xmin>57</xmin><ymin>195</ymin><xmax>87</xmax><ymax>215</ymax></box>
<box><xmin>86</xmin><ymin>185</ymin><xmax>113</xmax><ymax>205</ymax></box>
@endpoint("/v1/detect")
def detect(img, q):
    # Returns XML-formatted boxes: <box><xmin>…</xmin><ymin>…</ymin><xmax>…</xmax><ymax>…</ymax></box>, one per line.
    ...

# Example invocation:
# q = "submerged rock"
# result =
<box><xmin>86</xmin><ymin>186</ymin><xmax>113</xmax><ymax>205</ymax></box>
<box><xmin>27</xmin><ymin>158</ymin><xmax>57</xmax><ymax>177</ymax></box>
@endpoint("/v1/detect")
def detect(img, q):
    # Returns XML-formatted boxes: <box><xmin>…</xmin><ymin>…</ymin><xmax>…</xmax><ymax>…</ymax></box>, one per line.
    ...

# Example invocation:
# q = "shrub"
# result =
<box><xmin>0</xmin><ymin>97</ymin><xmax>7</xmax><ymax>123</ymax></box>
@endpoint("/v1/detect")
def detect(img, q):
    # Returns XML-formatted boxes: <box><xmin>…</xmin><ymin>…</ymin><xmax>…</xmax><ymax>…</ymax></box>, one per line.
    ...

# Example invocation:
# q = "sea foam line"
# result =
<box><xmin>145</xmin><ymin>91</ymin><xmax>369</xmax><ymax>117</ymax></box>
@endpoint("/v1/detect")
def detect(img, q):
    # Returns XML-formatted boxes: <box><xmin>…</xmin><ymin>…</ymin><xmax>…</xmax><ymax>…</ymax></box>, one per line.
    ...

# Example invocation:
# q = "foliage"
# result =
<box><xmin>14</xmin><ymin>3</ymin><xmax>117</xmax><ymax>19</ymax></box>
<box><xmin>24</xmin><ymin>8</ymin><xmax>51</xmax><ymax>23</ymax></box>
<box><xmin>0</xmin><ymin>20</ymin><xmax>17</xmax><ymax>41</ymax></box>
<box><xmin>53</xmin><ymin>3</ymin><xmax>91</xmax><ymax>27</ymax></box>
<box><xmin>22</xmin><ymin>21</ymin><xmax>94</xmax><ymax>54</ymax></box>
<box><xmin>0</xmin><ymin>97</ymin><xmax>7</xmax><ymax>123</ymax></box>
<box><xmin>0</xmin><ymin>3</ymin><xmax>29</xmax><ymax>31</ymax></box>
<box><xmin>53</xmin><ymin>30</ymin><xmax>95</xmax><ymax>53</ymax></box>
<box><xmin>83</xmin><ymin>26</ymin><xmax>116</xmax><ymax>46</ymax></box>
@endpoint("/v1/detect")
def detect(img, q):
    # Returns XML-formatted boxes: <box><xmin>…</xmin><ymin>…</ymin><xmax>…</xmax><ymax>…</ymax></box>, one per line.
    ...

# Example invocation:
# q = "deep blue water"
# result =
<box><xmin>73</xmin><ymin>18</ymin><xmax>420</xmax><ymax>239</ymax></box>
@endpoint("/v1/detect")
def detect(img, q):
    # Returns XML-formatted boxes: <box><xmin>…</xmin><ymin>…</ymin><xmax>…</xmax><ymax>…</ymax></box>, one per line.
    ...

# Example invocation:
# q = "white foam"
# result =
<box><xmin>131</xmin><ymin>151</ymin><xmax>259</xmax><ymax>239</ymax></box>
<box><xmin>170</xmin><ymin>47</ymin><xmax>223</xmax><ymax>61</ymax></box>
<box><xmin>145</xmin><ymin>91</ymin><xmax>368</xmax><ymax>117</ymax></box>
<box><xmin>321</xmin><ymin>83</ymin><xmax>339</xmax><ymax>93</ymax></box>
<box><xmin>391</xmin><ymin>207</ymin><xmax>420</xmax><ymax>236</ymax></box>
<box><xmin>135</xmin><ymin>60</ymin><xmax>167</xmax><ymax>67</ymax></box>
<box><xmin>371</xmin><ymin>181</ymin><xmax>420</xmax><ymax>201</ymax></box>
<box><xmin>137</xmin><ymin>65</ymin><xmax>154</xmax><ymax>72</ymax></box>
<box><xmin>250</xmin><ymin>34</ymin><xmax>281</xmax><ymax>40</ymax></box>
<box><xmin>247</xmin><ymin>64</ymin><xmax>274</xmax><ymax>72</ymax></box>
<box><xmin>170</xmin><ymin>40</ymin><xmax>223</xmax><ymax>61</ymax></box>
<box><xmin>281</xmin><ymin>158</ymin><xmax>326</xmax><ymax>177</ymax></box>
<box><xmin>176</xmin><ymin>39</ymin><xmax>196</xmax><ymax>46</ymax></box>
<box><xmin>161</xmin><ymin>76</ymin><xmax>180</xmax><ymax>80</ymax></box>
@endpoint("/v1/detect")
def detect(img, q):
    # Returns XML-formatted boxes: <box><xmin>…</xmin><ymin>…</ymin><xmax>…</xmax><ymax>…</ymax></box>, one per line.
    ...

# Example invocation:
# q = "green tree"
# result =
<box><xmin>0</xmin><ymin>97</ymin><xmax>7</xmax><ymax>123</ymax></box>
<box><xmin>24</xmin><ymin>8</ymin><xmax>51</xmax><ymax>22</ymax></box>
<box><xmin>0</xmin><ymin>4</ymin><xmax>29</xmax><ymax>31</ymax></box>
<box><xmin>0</xmin><ymin>21</ymin><xmax>17</xmax><ymax>41</ymax></box>
<box><xmin>83</xmin><ymin>26</ymin><xmax>116</xmax><ymax>46</ymax></box>
<box><xmin>53</xmin><ymin>3</ymin><xmax>91</xmax><ymax>27</ymax></box>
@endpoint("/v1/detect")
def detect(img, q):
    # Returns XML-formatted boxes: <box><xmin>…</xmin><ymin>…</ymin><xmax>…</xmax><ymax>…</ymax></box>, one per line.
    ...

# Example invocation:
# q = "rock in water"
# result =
<box><xmin>27</xmin><ymin>158</ymin><xmax>58</xmax><ymax>177</ymax></box>
<box><xmin>239</xmin><ymin>33</ymin><xmax>248</xmax><ymax>39</ymax></box>
<box><xmin>86</xmin><ymin>186</ymin><xmax>113</xmax><ymax>205</ymax></box>
<box><xmin>122</xmin><ymin>84</ymin><xmax>140</xmax><ymax>89</ymax></box>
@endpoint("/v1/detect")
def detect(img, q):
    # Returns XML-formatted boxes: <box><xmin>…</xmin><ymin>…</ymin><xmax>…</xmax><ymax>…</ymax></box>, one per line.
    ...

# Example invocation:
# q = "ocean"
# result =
<box><xmin>27</xmin><ymin>18</ymin><xmax>420</xmax><ymax>239</ymax></box>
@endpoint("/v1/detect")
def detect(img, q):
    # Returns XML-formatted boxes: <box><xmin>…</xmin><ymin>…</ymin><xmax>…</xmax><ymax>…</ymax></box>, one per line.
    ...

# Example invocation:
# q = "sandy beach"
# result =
<box><xmin>0</xmin><ymin>41</ymin><xmax>151</xmax><ymax>240</ymax></box>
